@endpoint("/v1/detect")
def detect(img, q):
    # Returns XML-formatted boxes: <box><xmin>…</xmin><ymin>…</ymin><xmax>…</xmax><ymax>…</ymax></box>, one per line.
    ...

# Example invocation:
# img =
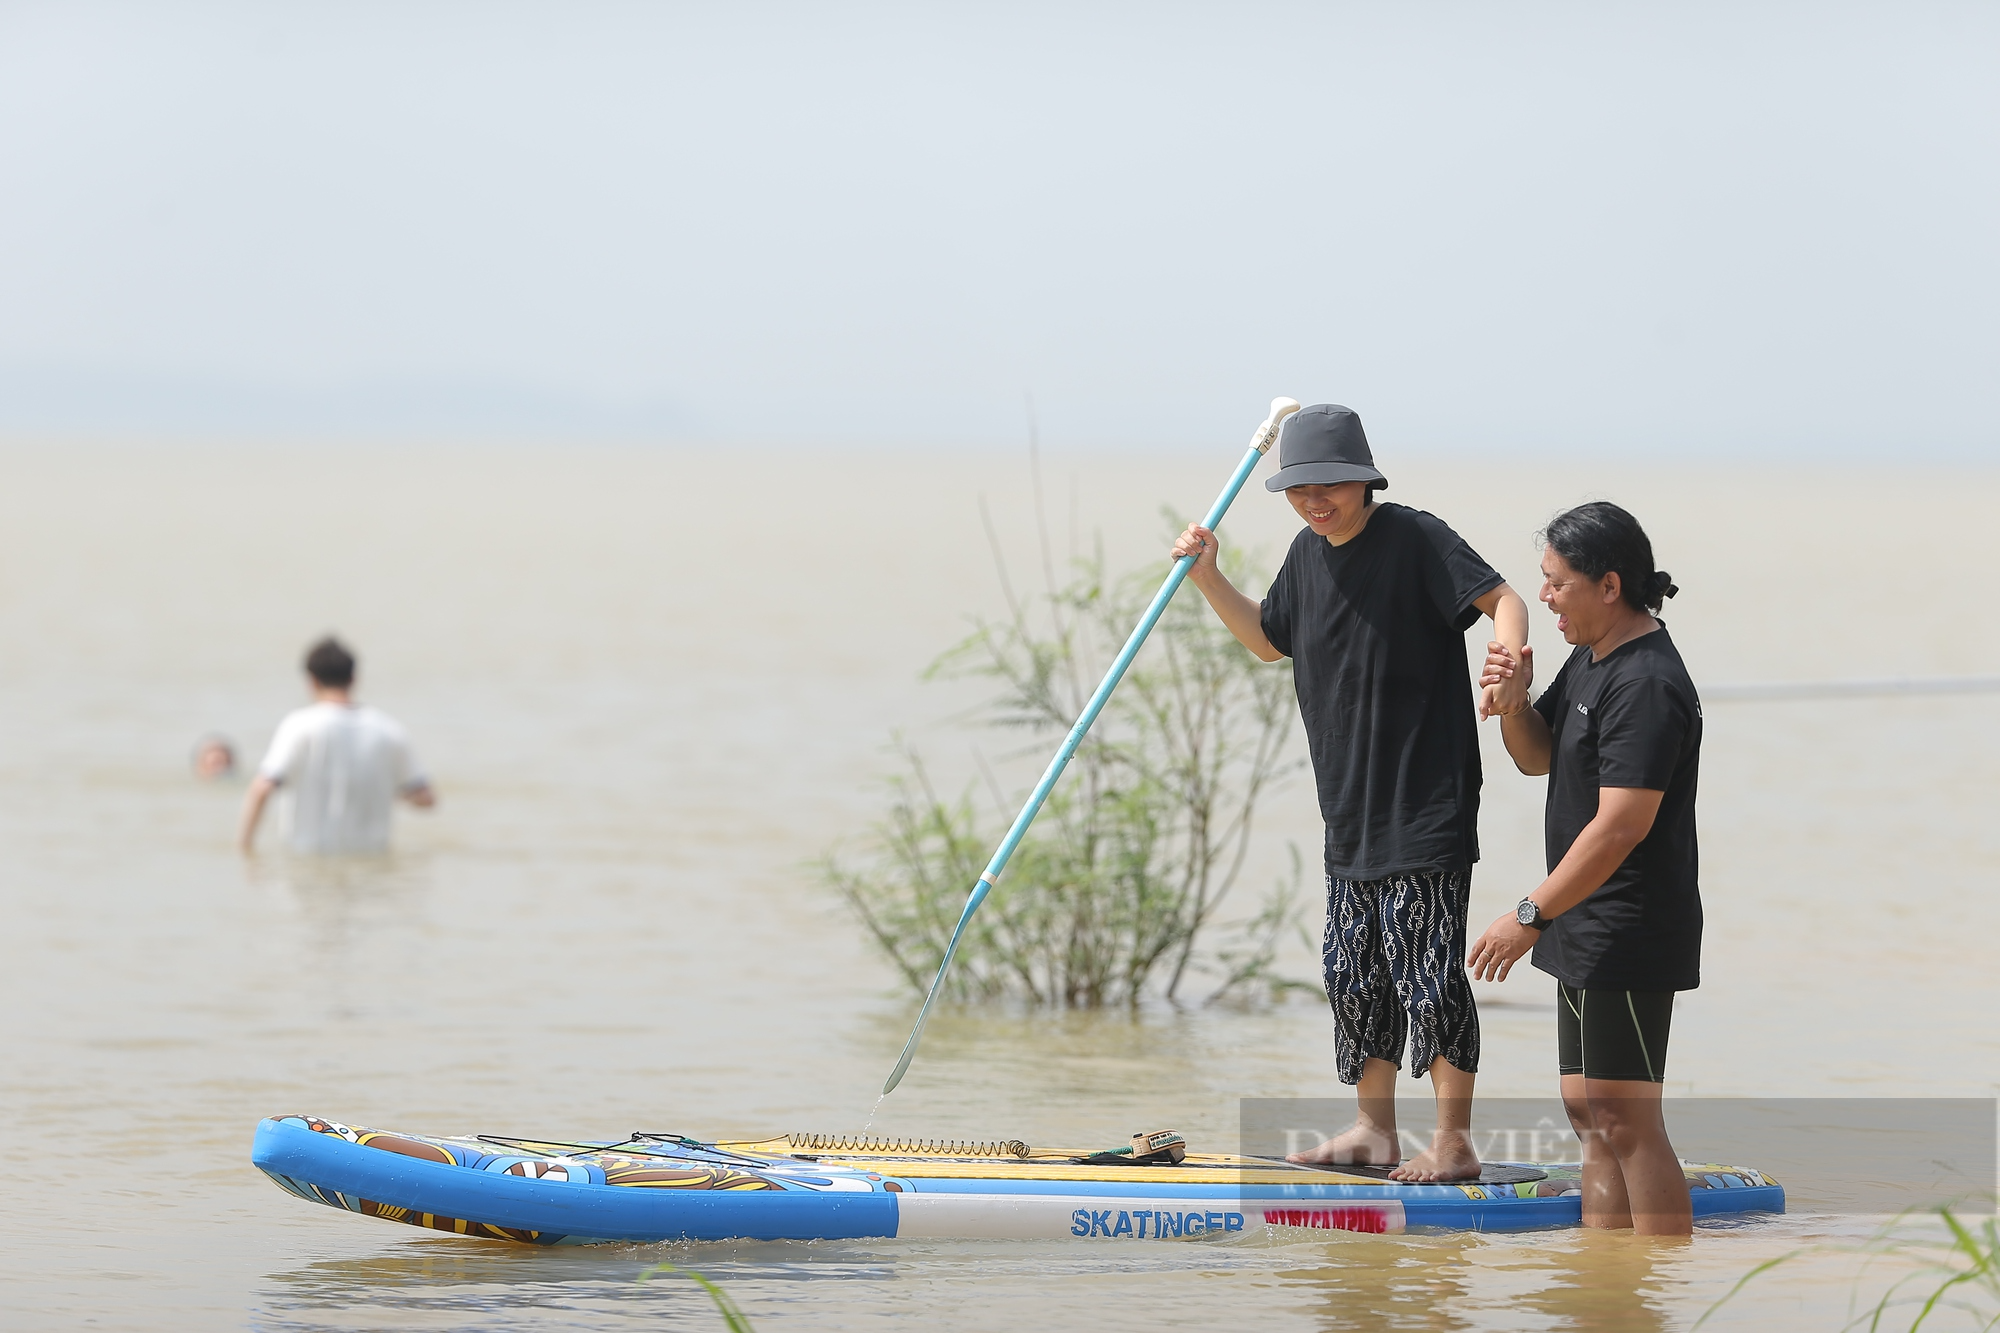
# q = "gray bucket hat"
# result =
<box><xmin>1263</xmin><ymin>404</ymin><xmax>1388</xmax><ymax>492</ymax></box>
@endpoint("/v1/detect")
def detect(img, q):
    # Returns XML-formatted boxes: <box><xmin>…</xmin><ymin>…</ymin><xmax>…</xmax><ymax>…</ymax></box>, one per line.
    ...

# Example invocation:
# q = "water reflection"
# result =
<box><xmin>242</xmin><ymin>852</ymin><xmax>434</xmax><ymax>1021</ymax></box>
<box><xmin>1506</xmin><ymin>1232</ymin><xmax>1678</xmax><ymax>1333</ymax></box>
<box><xmin>255</xmin><ymin>1239</ymin><xmax>925</xmax><ymax>1331</ymax></box>
<box><xmin>1280</xmin><ymin>1230</ymin><xmax>1674</xmax><ymax>1333</ymax></box>
<box><xmin>250</xmin><ymin>1227</ymin><xmax>1691</xmax><ymax>1332</ymax></box>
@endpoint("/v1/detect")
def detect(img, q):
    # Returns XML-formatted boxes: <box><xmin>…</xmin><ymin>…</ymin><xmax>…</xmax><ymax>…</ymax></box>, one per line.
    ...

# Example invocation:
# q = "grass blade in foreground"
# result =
<box><xmin>880</xmin><ymin>396</ymin><xmax>1301</xmax><ymax>1094</ymax></box>
<box><xmin>639</xmin><ymin>1263</ymin><xmax>757</xmax><ymax>1332</ymax></box>
<box><xmin>1694</xmin><ymin>1203</ymin><xmax>1998</xmax><ymax>1332</ymax></box>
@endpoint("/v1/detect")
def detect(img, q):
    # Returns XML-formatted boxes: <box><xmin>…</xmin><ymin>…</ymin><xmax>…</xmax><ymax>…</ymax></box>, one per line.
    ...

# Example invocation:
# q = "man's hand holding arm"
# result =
<box><xmin>1172</xmin><ymin>524</ymin><xmax>1283</xmax><ymax>663</ymax></box>
<box><xmin>1482</xmin><ymin>642</ymin><xmax>1552</xmax><ymax>774</ymax></box>
<box><xmin>1465</xmin><ymin>786</ymin><xmax>1665</xmax><ymax>981</ymax></box>
<box><xmin>1473</xmin><ymin>584</ymin><xmax>1530</xmax><ymax>720</ymax></box>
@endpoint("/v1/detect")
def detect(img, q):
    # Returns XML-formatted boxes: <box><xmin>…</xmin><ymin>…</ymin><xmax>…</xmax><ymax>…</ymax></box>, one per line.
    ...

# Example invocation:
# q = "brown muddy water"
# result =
<box><xmin>1</xmin><ymin>442</ymin><xmax>1995</xmax><ymax>1330</ymax></box>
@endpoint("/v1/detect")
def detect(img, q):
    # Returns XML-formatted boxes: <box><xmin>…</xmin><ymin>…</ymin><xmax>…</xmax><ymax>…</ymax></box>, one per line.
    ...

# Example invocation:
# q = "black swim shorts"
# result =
<box><xmin>1555</xmin><ymin>983</ymin><xmax>1674</xmax><ymax>1083</ymax></box>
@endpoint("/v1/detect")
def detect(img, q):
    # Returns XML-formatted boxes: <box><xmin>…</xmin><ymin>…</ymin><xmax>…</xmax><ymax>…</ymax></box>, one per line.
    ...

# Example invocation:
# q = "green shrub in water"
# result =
<box><xmin>826</xmin><ymin>510</ymin><xmax>1310</xmax><ymax>1008</ymax></box>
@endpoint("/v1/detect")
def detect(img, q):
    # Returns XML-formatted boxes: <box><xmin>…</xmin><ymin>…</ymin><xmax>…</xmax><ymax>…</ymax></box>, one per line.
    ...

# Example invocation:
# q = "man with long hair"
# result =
<box><xmin>1469</xmin><ymin>500</ymin><xmax>1700</xmax><ymax>1235</ymax></box>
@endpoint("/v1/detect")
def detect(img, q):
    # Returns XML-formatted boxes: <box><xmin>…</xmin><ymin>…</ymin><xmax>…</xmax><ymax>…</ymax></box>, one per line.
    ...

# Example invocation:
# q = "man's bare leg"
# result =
<box><xmin>1562</xmin><ymin>1073</ymin><xmax>1632</xmax><ymax>1227</ymax></box>
<box><xmin>1287</xmin><ymin>1057</ymin><xmax>1400</xmax><ymax>1165</ymax></box>
<box><xmin>1585</xmin><ymin>1077</ymin><xmax>1692</xmax><ymax>1236</ymax></box>
<box><xmin>1562</xmin><ymin>1074</ymin><xmax>1691</xmax><ymax>1234</ymax></box>
<box><xmin>1389</xmin><ymin>1058</ymin><xmax>1481</xmax><ymax>1182</ymax></box>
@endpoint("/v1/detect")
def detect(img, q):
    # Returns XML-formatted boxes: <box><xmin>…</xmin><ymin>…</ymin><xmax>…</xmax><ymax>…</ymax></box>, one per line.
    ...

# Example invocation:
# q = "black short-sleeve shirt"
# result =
<box><xmin>1260</xmin><ymin>503</ymin><xmax>1505</xmax><ymax>880</ymax></box>
<box><xmin>1529</xmin><ymin>629</ymin><xmax>1704</xmax><ymax>992</ymax></box>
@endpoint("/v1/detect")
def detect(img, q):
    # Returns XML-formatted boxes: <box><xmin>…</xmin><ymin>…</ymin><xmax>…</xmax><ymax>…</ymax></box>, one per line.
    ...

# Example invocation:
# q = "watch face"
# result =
<box><xmin>1516</xmin><ymin>899</ymin><xmax>1537</xmax><ymax>926</ymax></box>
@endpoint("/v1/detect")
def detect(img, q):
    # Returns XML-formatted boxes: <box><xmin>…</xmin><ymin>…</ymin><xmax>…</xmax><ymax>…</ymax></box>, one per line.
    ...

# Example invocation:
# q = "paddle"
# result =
<box><xmin>881</xmin><ymin>396</ymin><xmax>1302</xmax><ymax>1094</ymax></box>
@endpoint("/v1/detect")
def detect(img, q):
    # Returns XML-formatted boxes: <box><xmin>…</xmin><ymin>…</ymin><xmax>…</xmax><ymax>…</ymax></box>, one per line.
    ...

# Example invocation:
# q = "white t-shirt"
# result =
<box><xmin>257</xmin><ymin>703</ymin><xmax>427</xmax><ymax>855</ymax></box>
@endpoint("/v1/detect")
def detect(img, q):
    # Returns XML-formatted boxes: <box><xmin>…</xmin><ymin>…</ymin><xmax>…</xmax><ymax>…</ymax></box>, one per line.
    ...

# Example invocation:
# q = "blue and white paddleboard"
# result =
<box><xmin>252</xmin><ymin>1114</ymin><xmax>1784</xmax><ymax>1245</ymax></box>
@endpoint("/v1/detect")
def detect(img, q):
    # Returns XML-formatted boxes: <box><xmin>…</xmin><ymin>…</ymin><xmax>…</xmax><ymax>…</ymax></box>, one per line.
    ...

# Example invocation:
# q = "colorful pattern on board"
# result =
<box><xmin>276</xmin><ymin>1116</ymin><xmax>782</xmax><ymax>1191</ymax></box>
<box><xmin>257</xmin><ymin>1115</ymin><xmax>803</xmax><ymax>1245</ymax></box>
<box><xmin>1443</xmin><ymin>1161</ymin><xmax>1779</xmax><ymax>1203</ymax></box>
<box><xmin>257</xmin><ymin>1127</ymin><xmax>557</xmax><ymax>1244</ymax></box>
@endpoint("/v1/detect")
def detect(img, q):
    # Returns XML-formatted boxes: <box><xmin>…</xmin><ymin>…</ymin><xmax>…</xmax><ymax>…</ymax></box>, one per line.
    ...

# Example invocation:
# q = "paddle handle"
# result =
<box><xmin>882</xmin><ymin>397</ymin><xmax>1300</xmax><ymax>1094</ymax></box>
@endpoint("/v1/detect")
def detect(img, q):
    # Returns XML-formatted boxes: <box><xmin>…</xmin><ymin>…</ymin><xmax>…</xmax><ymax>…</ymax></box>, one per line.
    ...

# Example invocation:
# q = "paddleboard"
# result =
<box><xmin>251</xmin><ymin>1114</ymin><xmax>1784</xmax><ymax>1245</ymax></box>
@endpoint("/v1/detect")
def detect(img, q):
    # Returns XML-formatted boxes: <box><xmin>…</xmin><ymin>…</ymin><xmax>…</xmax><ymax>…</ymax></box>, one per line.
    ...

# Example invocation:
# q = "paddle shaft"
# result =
<box><xmin>882</xmin><ymin>400</ymin><xmax>1298</xmax><ymax>1094</ymax></box>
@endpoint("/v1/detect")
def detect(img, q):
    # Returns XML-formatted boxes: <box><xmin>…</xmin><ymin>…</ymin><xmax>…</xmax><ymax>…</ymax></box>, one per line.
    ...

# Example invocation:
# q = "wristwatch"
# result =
<box><xmin>1516</xmin><ymin>897</ymin><xmax>1552</xmax><ymax>931</ymax></box>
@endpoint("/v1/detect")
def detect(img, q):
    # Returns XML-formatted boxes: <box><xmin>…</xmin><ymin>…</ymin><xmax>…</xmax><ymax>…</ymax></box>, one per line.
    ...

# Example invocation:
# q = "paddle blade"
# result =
<box><xmin>883</xmin><ymin>953</ymin><xmax>953</xmax><ymax>1094</ymax></box>
<box><xmin>882</xmin><ymin>883</ymin><xmax>988</xmax><ymax>1094</ymax></box>
<box><xmin>881</xmin><ymin>1000</ymin><xmax>933</xmax><ymax>1095</ymax></box>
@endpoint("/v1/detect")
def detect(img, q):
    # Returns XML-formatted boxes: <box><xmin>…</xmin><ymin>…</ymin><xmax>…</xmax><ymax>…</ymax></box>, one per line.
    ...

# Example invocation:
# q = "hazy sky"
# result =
<box><xmin>1</xmin><ymin>2</ymin><xmax>1995</xmax><ymax>452</ymax></box>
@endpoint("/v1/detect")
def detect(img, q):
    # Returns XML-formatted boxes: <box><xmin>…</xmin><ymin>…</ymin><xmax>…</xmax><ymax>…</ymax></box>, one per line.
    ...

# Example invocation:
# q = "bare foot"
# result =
<box><xmin>1286</xmin><ymin>1122</ymin><xmax>1400</xmax><ymax>1166</ymax></box>
<box><xmin>1388</xmin><ymin>1131</ymin><xmax>1481</xmax><ymax>1182</ymax></box>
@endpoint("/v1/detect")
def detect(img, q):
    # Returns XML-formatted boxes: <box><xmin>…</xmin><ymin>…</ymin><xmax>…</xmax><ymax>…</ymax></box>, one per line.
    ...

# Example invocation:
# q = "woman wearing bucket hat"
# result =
<box><xmin>1172</xmin><ymin>403</ymin><xmax>1529</xmax><ymax>1182</ymax></box>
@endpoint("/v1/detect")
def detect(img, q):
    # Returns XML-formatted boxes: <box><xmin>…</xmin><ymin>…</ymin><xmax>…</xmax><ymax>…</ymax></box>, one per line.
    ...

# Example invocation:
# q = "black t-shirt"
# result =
<box><xmin>1260</xmin><ymin>503</ymin><xmax>1505</xmax><ymax>880</ymax></box>
<box><xmin>1529</xmin><ymin>628</ymin><xmax>1704</xmax><ymax>992</ymax></box>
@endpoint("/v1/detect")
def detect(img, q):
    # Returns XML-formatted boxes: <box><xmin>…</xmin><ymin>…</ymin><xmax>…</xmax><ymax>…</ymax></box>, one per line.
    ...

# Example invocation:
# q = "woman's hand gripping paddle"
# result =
<box><xmin>881</xmin><ymin>396</ymin><xmax>1302</xmax><ymax>1094</ymax></box>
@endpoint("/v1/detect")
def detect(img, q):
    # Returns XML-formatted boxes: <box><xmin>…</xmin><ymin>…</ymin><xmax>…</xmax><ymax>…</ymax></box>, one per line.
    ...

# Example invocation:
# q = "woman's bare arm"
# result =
<box><xmin>1473</xmin><ymin>584</ymin><xmax>1530</xmax><ymax>719</ymax></box>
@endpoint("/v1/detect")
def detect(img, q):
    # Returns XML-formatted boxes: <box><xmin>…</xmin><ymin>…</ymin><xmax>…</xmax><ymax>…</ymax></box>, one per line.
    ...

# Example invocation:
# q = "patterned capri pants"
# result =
<box><xmin>1322</xmin><ymin>869</ymin><xmax>1481</xmax><ymax>1084</ymax></box>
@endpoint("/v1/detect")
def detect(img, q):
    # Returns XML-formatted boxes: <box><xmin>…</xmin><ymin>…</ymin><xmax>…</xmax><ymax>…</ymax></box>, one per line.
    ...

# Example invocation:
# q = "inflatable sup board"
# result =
<box><xmin>252</xmin><ymin>1114</ymin><xmax>1783</xmax><ymax>1245</ymax></box>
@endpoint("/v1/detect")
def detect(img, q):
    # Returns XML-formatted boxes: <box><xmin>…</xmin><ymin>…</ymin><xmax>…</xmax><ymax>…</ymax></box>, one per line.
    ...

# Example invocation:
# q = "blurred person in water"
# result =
<box><xmin>1172</xmin><ymin>405</ymin><xmax>1530</xmax><ymax>1183</ymax></box>
<box><xmin>237</xmin><ymin>636</ymin><xmax>436</xmax><ymax>855</ymax></box>
<box><xmin>1468</xmin><ymin>501</ymin><xmax>1700</xmax><ymax>1236</ymax></box>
